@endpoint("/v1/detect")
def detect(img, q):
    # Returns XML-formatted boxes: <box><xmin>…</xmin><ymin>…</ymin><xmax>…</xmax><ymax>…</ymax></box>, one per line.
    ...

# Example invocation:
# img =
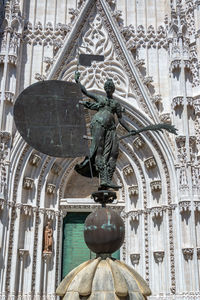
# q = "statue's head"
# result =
<box><xmin>104</xmin><ymin>79</ymin><xmax>115</xmax><ymax>95</ymax></box>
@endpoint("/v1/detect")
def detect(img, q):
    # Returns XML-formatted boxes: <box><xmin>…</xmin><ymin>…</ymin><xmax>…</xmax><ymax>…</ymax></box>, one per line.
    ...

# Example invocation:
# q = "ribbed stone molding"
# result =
<box><xmin>56</xmin><ymin>257</ymin><xmax>151</xmax><ymax>299</ymax></box>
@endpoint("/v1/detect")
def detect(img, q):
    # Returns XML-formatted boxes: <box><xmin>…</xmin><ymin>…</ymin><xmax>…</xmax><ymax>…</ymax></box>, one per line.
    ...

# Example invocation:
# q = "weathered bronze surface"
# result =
<box><xmin>74</xmin><ymin>71</ymin><xmax>132</xmax><ymax>189</ymax></box>
<box><xmin>92</xmin><ymin>190</ymin><xmax>117</xmax><ymax>206</ymax></box>
<box><xmin>84</xmin><ymin>207</ymin><xmax>125</xmax><ymax>254</ymax></box>
<box><xmin>74</xmin><ymin>71</ymin><xmax>178</xmax><ymax>191</ymax></box>
<box><xmin>14</xmin><ymin>80</ymin><xmax>89</xmax><ymax>158</ymax></box>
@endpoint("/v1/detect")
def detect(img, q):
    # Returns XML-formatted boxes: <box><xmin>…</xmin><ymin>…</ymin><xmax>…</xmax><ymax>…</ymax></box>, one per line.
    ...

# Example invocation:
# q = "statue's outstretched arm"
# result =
<box><xmin>75</xmin><ymin>71</ymin><xmax>99</xmax><ymax>102</ymax></box>
<box><xmin>116</xmin><ymin>103</ymin><xmax>136</xmax><ymax>134</ymax></box>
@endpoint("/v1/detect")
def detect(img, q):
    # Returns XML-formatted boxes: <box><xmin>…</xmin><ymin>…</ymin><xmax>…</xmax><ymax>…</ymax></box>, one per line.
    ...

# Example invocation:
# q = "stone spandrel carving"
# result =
<box><xmin>62</xmin><ymin>12</ymin><xmax>133</xmax><ymax>100</ymax></box>
<box><xmin>43</xmin><ymin>221</ymin><xmax>53</xmax><ymax>253</ymax></box>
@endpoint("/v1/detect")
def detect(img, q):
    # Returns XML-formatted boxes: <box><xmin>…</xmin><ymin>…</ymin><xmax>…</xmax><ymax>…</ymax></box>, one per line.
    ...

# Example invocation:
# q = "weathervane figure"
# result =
<box><xmin>74</xmin><ymin>71</ymin><xmax>177</xmax><ymax>190</ymax></box>
<box><xmin>14</xmin><ymin>64</ymin><xmax>177</xmax><ymax>192</ymax></box>
<box><xmin>75</xmin><ymin>71</ymin><xmax>135</xmax><ymax>189</ymax></box>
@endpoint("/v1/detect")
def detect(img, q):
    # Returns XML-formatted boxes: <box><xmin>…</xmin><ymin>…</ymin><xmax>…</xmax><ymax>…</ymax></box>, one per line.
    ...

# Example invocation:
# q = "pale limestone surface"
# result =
<box><xmin>56</xmin><ymin>257</ymin><xmax>151</xmax><ymax>300</ymax></box>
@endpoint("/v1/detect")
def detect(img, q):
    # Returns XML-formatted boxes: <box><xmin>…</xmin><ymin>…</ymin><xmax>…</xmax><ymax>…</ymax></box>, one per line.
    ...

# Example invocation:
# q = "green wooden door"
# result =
<box><xmin>62</xmin><ymin>212</ymin><xmax>120</xmax><ymax>279</ymax></box>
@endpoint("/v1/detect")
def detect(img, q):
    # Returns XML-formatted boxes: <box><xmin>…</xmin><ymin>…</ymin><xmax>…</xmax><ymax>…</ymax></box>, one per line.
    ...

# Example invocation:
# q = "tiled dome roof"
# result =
<box><xmin>56</xmin><ymin>257</ymin><xmax>151</xmax><ymax>299</ymax></box>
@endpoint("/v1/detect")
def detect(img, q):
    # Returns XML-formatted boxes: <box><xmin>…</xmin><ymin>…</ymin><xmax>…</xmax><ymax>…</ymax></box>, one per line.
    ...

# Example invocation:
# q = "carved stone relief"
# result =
<box><xmin>144</xmin><ymin>157</ymin><xmax>157</xmax><ymax>169</ymax></box>
<box><xmin>150</xmin><ymin>180</ymin><xmax>162</xmax><ymax>192</ymax></box>
<box><xmin>153</xmin><ymin>251</ymin><xmax>165</xmax><ymax>263</ymax></box>
<box><xmin>133</xmin><ymin>137</ymin><xmax>145</xmax><ymax>149</ymax></box>
<box><xmin>128</xmin><ymin>185</ymin><xmax>139</xmax><ymax>197</ymax></box>
<box><xmin>23</xmin><ymin>177</ymin><xmax>34</xmax><ymax>190</ymax></box>
<box><xmin>46</xmin><ymin>183</ymin><xmax>56</xmax><ymax>195</ymax></box>
<box><xmin>29</xmin><ymin>153</ymin><xmax>42</xmax><ymax>167</ymax></box>
<box><xmin>43</xmin><ymin>221</ymin><xmax>53</xmax><ymax>253</ymax></box>
<box><xmin>130</xmin><ymin>253</ymin><xmax>140</xmax><ymax>265</ymax></box>
<box><xmin>123</xmin><ymin>164</ymin><xmax>134</xmax><ymax>176</ymax></box>
<box><xmin>182</xmin><ymin>248</ymin><xmax>194</xmax><ymax>261</ymax></box>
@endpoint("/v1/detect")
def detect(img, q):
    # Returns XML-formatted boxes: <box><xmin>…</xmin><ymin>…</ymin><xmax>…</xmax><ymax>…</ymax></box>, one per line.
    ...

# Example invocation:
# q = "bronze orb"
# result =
<box><xmin>84</xmin><ymin>207</ymin><xmax>125</xmax><ymax>254</ymax></box>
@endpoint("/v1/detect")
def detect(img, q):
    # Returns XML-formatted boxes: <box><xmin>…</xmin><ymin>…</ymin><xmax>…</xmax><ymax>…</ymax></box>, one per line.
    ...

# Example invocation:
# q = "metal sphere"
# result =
<box><xmin>84</xmin><ymin>207</ymin><xmax>125</xmax><ymax>254</ymax></box>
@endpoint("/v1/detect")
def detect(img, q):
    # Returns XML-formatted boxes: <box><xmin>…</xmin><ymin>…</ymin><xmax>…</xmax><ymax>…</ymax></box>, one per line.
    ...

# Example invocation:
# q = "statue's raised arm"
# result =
<box><xmin>74</xmin><ymin>75</ymin><xmax>125</xmax><ymax>189</ymax></box>
<box><xmin>75</xmin><ymin>71</ymin><xmax>100</xmax><ymax>102</ymax></box>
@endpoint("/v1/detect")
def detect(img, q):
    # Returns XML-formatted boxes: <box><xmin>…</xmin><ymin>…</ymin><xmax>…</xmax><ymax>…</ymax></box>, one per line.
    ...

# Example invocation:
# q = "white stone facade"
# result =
<box><xmin>0</xmin><ymin>0</ymin><xmax>200</xmax><ymax>299</ymax></box>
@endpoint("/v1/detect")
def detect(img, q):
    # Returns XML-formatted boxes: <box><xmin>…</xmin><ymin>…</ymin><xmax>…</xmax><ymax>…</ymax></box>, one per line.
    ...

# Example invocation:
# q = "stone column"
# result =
<box><xmin>18</xmin><ymin>249</ymin><xmax>29</xmax><ymax>298</ymax></box>
<box><xmin>153</xmin><ymin>251</ymin><xmax>165</xmax><ymax>293</ymax></box>
<box><xmin>42</xmin><ymin>252</ymin><xmax>52</xmax><ymax>299</ymax></box>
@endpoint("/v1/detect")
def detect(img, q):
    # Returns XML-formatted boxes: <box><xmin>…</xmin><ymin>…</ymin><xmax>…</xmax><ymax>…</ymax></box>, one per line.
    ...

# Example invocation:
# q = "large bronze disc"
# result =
<box><xmin>14</xmin><ymin>80</ymin><xmax>89</xmax><ymax>158</ymax></box>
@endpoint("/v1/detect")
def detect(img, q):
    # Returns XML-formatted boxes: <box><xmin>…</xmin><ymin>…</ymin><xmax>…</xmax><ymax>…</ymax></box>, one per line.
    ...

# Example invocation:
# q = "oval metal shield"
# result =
<box><xmin>14</xmin><ymin>80</ymin><xmax>89</xmax><ymax>158</ymax></box>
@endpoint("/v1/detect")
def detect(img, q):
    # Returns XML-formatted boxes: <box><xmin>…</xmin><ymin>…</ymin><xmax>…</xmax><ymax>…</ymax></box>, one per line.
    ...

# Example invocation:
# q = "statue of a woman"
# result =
<box><xmin>43</xmin><ymin>221</ymin><xmax>53</xmax><ymax>253</ymax></box>
<box><xmin>75</xmin><ymin>71</ymin><xmax>135</xmax><ymax>189</ymax></box>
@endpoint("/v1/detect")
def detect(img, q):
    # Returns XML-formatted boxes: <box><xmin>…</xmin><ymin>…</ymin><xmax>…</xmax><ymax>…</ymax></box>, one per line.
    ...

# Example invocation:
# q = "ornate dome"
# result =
<box><xmin>56</xmin><ymin>257</ymin><xmax>151</xmax><ymax>299</ymax></box>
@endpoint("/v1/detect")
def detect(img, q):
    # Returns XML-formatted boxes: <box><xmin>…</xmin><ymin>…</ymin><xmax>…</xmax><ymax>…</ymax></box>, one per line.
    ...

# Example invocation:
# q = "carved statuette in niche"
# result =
<box><xmin>43</xmin><ymin>221</ymin><xmax>53</xmax><ymax>253</ymax></box>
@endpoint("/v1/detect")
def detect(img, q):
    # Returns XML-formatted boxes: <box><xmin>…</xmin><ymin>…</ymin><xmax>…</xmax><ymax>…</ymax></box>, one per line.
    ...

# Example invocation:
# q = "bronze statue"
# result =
<box><xmin>43</xmin><ymin>221</ymin><xmax>53</xmax><ymax>253</ymax></box>
<box><xmin>75</xmin><ymin>71</ymin><xmax>177</xmax><ymax>190</ymax></box>
<box><xmin>75</xmin><ymin>71</ymin><xmax>135</xmax><ymax>189</ymax></box>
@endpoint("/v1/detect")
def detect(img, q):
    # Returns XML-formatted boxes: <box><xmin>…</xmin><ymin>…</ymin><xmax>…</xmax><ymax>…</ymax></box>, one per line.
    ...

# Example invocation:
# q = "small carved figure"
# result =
<box><xmin>75</xmin><ymin>71</ymin><xmax>134</xmax><ymax>189</ymax></box>
<box><xmin>43</xmin><ymin>221</ymin><xmax>53</xmax><ymax>253</ymax></box>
